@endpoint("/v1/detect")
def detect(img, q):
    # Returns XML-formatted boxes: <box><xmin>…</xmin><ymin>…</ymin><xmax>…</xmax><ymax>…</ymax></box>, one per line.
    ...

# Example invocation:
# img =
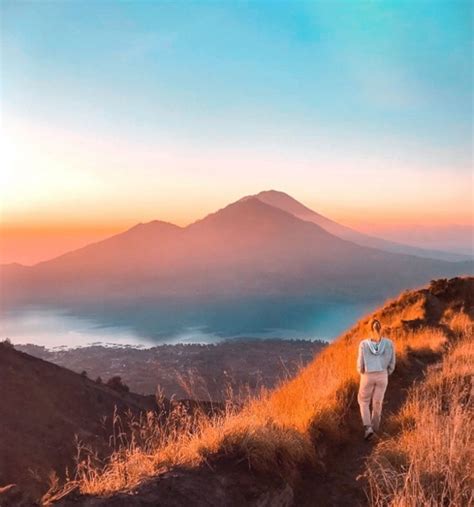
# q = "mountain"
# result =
<box><xmin>251</xmin><ymin>190</ymin><xmax>471</xmax><ymax>261</ymax></box>
<box><xmin>0</xmin><ymin>342</ymin><xmax>156</xmax><ymax>504</ymax></box>
<box><xmin>1</xmin><ymin>196</ymin><xmax>472</xmax><ymax>308</ymax></box>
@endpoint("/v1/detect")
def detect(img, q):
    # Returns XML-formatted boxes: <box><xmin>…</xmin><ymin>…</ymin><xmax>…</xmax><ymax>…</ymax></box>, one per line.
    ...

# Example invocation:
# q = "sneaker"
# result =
<box><xmin>364</xmin><ymin>426</ymin><xmax>375</xmax><ymax>440</ymax></box>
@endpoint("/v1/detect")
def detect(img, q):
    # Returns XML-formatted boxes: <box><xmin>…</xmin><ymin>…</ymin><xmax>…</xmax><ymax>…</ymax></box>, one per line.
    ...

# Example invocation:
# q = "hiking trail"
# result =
<box><xmin>295</xmin><ymin>349</ymin><xmax>440</xmax><ymax>507</ymax></box>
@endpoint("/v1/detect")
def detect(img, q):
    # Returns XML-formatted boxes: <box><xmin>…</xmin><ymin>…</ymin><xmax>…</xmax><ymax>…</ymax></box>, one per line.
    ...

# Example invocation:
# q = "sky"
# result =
<box><xmin>1</xmin><ymin>0</ymin><xmax>473</xmax><ymax>264</ymax></box>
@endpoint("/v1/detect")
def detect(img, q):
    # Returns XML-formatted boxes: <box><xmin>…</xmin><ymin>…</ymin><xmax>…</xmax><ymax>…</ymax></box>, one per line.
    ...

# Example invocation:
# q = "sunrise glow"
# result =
<box><xmin>1</xmin><ymin>1</ymin><xmax>472</xmax><ymax>264</ymax></box>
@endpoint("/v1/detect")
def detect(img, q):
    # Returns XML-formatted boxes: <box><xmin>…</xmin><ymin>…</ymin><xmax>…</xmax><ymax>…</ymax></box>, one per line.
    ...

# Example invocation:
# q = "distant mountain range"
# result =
<box><xmin>248</xmin><ymin>191</ymin><xmax>471</xmax><ymax>261</ymax></box>
<box><xmin>1</xmin><ymin>191</ymin><xmax>472</xmax><ymax>307</ymax></box>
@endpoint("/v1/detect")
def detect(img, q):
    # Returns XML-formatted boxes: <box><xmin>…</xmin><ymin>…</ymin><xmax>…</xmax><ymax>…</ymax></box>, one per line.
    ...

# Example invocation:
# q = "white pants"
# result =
<box><xmin>358</xmin><ymin>371</ymin><xmax>388</xmax><ymax>430</ymax></box>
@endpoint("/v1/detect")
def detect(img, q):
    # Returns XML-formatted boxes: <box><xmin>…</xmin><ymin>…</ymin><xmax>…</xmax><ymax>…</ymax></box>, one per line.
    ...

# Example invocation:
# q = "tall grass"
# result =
<box><xmin>365</xmin><ymin>335</ymin><xmax>473</xmax><ymax>507</ymax></box>
<box><xmin>47</xmin><ymin>287</ymin><xmax>470</xmax><ymax>501</ymax></box>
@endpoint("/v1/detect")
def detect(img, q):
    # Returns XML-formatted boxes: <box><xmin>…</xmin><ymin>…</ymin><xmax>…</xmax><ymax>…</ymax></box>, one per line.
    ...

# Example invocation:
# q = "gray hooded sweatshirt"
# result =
<box><xmin>357</xmin><ymin>337</ymin><xmax>396</xmax><ymax>375</ymax></box>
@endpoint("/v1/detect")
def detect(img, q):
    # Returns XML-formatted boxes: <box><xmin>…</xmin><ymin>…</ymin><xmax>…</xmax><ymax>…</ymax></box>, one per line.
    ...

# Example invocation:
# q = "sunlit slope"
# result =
<box><xmin>52</xmin><ymin>277</ymin><xmax>473</xmax><ymax>504</ymax></box>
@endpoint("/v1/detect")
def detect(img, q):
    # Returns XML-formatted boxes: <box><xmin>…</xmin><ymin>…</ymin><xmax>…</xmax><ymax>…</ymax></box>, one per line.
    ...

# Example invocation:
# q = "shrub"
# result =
<box><xmin>0</xmin><ymin>338</ymin><xmax>14</xmax><ymax>349</ymax></box>
<box><xmin>106</xmin><ymin>376</ymin><xmax>130</xmax><ymax>394</ymax></box>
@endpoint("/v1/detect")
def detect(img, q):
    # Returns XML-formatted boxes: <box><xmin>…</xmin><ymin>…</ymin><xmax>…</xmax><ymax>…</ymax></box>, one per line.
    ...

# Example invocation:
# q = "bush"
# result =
<box><xmin>106</xmin><ymin>376</ymin><xmax>130</xmax><ymax>394</ymax></box>
<box><xmin>0</xmin><ymin>338</ymin><xmax>14</xmax><ymax>349</ymax></box>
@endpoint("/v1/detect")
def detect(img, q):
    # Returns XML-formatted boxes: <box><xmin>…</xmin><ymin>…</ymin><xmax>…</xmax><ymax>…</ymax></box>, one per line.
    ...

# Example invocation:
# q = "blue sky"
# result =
<box><xmin>1</xmin><ymin>0</ymin><xmax>472</xmax><ymax>245</ymax></box>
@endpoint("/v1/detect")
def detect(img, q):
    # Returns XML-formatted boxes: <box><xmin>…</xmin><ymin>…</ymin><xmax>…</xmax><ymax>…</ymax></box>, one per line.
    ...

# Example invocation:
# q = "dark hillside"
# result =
<box><xmin>0</xmin><ymin>344</ymin><xmax>156</xmax><ymax>503</ymax></box>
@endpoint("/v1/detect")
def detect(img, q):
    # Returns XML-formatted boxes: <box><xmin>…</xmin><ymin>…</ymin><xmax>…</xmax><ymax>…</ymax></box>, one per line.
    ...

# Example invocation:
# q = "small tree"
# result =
<box><xmin>1</xmin><ymin>338</ymin><xmax>14</xmax><ymax>349</ymax></box>
<box><xmin>106</xmin><ymin>376</ymin><xmax>130</xmax><ymax>394</ymax></box>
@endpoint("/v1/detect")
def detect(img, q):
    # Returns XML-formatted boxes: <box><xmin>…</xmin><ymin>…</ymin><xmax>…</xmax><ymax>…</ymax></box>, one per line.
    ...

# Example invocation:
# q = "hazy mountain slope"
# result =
<box><xmin>0</xmin><ymin>220</ymin><xmax>183</xmax><ymax>304</ymax></box>
<box><xmin>252</xmin><ymin>190</ymin><xmax>471</xmax><ymax>261</ymax></box>
<box><xmin>0</xmin><ymin>343</ymin><xmax>156</xmax><ymax>502</ymax></box>
<box><xmin>1</xmin><ymin>197</ymin><xmax>472</xmax><ymax>306</ymax></box>
<box><xmin>35</xmin><ymin>220</ymin><xmax>183</xmax><ymax>274</ymax></box>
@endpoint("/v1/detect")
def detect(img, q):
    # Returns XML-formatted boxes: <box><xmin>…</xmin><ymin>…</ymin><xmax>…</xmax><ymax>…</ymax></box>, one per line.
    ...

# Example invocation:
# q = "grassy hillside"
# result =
<box><xmin>48</xmin><ymin>276</ymin><xmax>473</xmax><ymax>506</ymax></box>
<box><xmin>366</xmin><ymin>337</ymin><xmax>473</xmax><ymax>506</ymax></box>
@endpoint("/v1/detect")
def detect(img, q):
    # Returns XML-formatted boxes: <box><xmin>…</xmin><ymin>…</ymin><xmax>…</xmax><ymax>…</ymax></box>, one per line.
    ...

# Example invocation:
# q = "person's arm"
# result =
<box><xmin>357</xmin><ymin>341</ymin><xmax>365</xmax><ymax>374</ymax></box>
<box><xmin>387</xmin><ymin>341</ymin><xmax>396</xmax><ymax>375</ymax></box>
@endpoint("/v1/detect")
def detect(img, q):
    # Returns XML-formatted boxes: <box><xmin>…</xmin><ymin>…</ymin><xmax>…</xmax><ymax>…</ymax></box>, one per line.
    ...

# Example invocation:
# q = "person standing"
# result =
<box><xmin>357</xmin><ymin>318</ymin><xmax>396</xmax><ymax>440</ymax></box>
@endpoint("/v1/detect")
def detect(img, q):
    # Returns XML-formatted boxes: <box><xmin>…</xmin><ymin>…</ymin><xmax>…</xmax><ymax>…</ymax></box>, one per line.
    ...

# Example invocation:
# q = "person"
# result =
<box><xmin>356</xmin><ymin>318</ymin><xmax>396</xmax><ymax>440</ymax></box>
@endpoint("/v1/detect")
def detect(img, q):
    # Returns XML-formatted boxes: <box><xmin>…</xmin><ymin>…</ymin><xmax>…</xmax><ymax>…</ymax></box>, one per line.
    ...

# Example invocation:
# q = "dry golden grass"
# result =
<box><xmin>443</xmin><ymin>310</ymin><xmax>474</xmax><ymax>338</ymax></box>
<box><xmin>366</xmin><ymin>335</ymin><xmax>474</xmax><ymax>507</ymax></box>
<box><xmin>47</xmin><ymin>282</ymin><xmax>472</xmax><ymax>502</ymax></box>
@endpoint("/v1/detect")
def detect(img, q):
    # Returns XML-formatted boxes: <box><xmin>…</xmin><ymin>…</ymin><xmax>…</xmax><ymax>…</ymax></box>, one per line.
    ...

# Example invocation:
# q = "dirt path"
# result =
<box><xmin>295</xmin><ymin>350</ymin><xmax>441</xmax><ymax>507</ymax></box>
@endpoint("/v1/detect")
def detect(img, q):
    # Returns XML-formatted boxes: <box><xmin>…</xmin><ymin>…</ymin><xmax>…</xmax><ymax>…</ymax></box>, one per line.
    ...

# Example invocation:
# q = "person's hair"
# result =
<box><xmin>370</xmin><ymin>318</ymin><xmax>381</xmax><ymax>331</ymax></box>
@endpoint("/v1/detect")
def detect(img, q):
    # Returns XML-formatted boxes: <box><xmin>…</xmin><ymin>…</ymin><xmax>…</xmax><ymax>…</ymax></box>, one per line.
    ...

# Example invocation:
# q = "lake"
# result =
<box><xmin>0</xmin><ymin>297</ymin><xmax>378</xmax><ymax>348</ymax></box>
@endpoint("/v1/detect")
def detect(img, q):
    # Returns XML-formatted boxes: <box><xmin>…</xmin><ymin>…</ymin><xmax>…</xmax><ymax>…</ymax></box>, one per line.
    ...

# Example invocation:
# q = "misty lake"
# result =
<box><xmin>0</xmin><ymin>298</ymin><xmax>377</xmax><ymax>348</ymax></box>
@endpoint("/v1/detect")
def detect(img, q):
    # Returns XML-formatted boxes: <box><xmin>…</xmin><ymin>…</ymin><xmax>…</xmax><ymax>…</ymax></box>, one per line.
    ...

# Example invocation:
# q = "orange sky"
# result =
<box><xmin>0</xmin><ymin>224</ymin><xmax>121</xmax><ymax>266</ymax></box>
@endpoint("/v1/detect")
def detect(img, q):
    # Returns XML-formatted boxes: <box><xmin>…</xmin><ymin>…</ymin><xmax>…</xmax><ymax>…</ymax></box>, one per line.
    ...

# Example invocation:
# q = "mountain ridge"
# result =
<box><xmin>1</xmin><ymin>194</ymin><xmax>472</xmax><ymax>308</ymax></box>
<box><xmin>251</xmin><ymin>190</ymin><xmax>472</xmax><ymax>262</ymax></box>
<box><xmin>2</xmin><ymin>191</ymin><xmax>469</xmax><ymax>271</ymax></box>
